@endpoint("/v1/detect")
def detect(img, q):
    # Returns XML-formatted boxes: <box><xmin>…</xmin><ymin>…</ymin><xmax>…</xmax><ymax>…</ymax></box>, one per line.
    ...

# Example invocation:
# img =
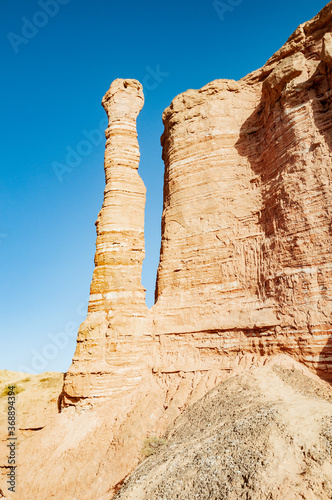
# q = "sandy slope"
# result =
<box><xmin>115</xmin><ymin>365</ymin><xmax>332</xmax><ymax>500</ymax></box>
<box><xmin>0</xmin><ymin>371</ymin><xmax>64</xmax><ymax>498</ymax></box>
<box><xmin>0</xmin><ymin>364</ymin><xmax>331</xmax><ymax>499</ymax></box>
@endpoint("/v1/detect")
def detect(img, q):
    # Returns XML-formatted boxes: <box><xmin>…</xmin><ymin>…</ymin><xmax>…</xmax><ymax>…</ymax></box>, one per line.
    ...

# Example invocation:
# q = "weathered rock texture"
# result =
<box><xmin>115</xmin><ymin>365</ymin><xmax>332</xmax><ymax>500</ymax></box>
<box><xmin>153</xmin><ymin>12</ymin><xmax>332</xmax><ymax>380</ymax></box>
<box><xmin>89</xmin><ymin>79</ymin><xmax>146</xmax><ymax>315</ymax></box>
<box><xmin>14</xmin><ymin>3</ymin><xmax>332</xmax><ymax>500</ymax></box>
<box><xmin>65</xmin><ymin>4</ymin><xmax>332</xmax><ymax>412</ymax></box>
<box><xmin>63</xmin><ymin>79</ymin><xmax>150</xmax><ymax>404</ymax></box>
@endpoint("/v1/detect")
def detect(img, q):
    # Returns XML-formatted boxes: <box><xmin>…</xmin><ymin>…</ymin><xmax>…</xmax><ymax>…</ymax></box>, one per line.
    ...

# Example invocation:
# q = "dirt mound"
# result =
<box><xmin>0</xmin><ymin>371</ymin><xmax>64</xmax><ymax>497</ymax></box>
<box><xmin>0</xmin><ymin>370</ymin><xmax>64</xmax><ymax>433</ymax></box>
<box><xmin>115</xmin><ymin>365</ymin><xmax>332</xmax><ymax>500</ymax></box>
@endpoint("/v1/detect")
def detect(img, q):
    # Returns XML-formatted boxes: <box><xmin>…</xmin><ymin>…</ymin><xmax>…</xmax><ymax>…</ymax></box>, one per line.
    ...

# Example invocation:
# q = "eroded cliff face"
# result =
<box><xmin>18</xmin><ymin>3</ymin><xmax>331</xmax><ymax>498</ymax></box>
<box><xmin>62</xmin><ymin>1</ymin><xmax>332</xmax><ymax>411</ymax></box>
<box><xmin>153</xmin><ymin>5</ymin><xmax>332</xmax><ymax>382</ymax></box>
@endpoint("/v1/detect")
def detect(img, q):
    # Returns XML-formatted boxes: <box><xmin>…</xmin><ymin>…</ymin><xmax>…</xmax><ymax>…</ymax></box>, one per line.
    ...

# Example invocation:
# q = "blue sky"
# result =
<box><xmin>0</xmin><ymin>0</ymin><xmax>327</xmax><ymax>374</ymax></box>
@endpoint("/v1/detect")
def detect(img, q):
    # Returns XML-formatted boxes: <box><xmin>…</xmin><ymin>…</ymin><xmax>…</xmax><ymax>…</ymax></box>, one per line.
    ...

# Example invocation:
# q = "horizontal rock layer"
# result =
<box><xmin>63</xmin><ymin>79</ymin><xmax>149</xmax><ymax>404</ymax></box>
<box><xmin>154</xmin><ymin>2</ymin><xmax>332</xmax><ymax>380</ymax></box>
<box><xmin>50</xmin><ymin>3</ymin><xmax>332</xmax><ymax>498</ymax></box>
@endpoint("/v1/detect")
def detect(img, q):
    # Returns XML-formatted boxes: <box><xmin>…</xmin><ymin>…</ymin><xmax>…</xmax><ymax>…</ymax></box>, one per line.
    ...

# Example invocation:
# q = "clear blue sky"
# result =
<box><xmin>0</xmin><ymin>0</ymin><xmax>327</xmax><ymax>374</ymax></box>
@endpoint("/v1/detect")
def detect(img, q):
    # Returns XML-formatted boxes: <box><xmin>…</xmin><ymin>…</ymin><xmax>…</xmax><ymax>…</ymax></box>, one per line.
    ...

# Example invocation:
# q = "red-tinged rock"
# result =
<box><xmin>15</xmin><ymin>3</ymin><xmax>332</xmax><ymax>499</ymax></box>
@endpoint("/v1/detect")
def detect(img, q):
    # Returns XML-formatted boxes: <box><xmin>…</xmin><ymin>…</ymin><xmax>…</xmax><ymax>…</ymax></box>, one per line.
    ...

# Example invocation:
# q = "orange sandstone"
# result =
<box><xmin>13</xmin><ymin>3</ymin><xmax>332</xmax><ymax>499</ymax></box>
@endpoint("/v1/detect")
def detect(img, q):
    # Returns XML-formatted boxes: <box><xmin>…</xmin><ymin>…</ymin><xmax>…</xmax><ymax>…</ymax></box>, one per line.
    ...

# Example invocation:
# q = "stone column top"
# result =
<box><xmin>102</xmin><ymin>79</ymin><xmax>144</xmax><ymax>120</ymax></box>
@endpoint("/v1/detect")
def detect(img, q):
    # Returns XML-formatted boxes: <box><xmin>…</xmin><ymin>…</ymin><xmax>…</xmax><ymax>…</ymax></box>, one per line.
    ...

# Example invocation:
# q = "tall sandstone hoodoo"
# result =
<box><xmin>15</xmin><ymin>3</ymin><xmax>332</xmax><ymax>500</ymax></box>
<box><xmin>89</xmin><ymin>79</ymin><xmax>146</xmax><ymax>316</ymax></box>
<box><xmin>63</xmin><ymin>79</ymin><xmax>150</xmax><ymax>404</ymax></box>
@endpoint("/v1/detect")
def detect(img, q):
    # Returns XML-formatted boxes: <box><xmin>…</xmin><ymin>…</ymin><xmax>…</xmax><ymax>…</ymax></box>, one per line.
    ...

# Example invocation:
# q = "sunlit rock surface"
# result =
<box><xmin>13</xmin><ymin>3</ymin><xmax>332</xmax><ymax>499</ymax></box>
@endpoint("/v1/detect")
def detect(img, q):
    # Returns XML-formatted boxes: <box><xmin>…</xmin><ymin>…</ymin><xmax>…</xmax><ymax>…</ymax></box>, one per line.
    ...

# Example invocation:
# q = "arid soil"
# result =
<box><xmin>115</xmin><ymin>365</ymin><xmax>332</xmax><ymax>500</ymax></box>
<box><xmin>0</xmin><ymin>371</ymin><xmax>63</xmax><ymax>498</ymax></box>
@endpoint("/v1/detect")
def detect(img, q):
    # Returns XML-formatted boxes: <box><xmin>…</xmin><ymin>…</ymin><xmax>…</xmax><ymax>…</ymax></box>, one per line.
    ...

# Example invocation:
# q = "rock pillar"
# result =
<box><xmin>62</xmin><ymin>79</ymin><xmax>149</xmax><ymax>405</ymax></box>
<box><xmin>89</xmin><ymin>79</ymin><xmax>146</xmax><ymax>315</ymax></box>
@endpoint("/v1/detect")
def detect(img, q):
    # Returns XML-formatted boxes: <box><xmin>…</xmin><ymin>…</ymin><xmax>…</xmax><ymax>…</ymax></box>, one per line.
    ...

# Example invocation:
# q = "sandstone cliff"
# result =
<box><xmin>9</xmin><ymin>2</ymin><xmax>332</xmax><ymax>499</ymax></box>
<box><xmin>62</xmin><ymin>1</ymin><xmax>332</xmax><ymax>413</ymax></box>
<box><xmin>154</xmin><ymin>14</ymin><xmax>332</xmax><ymax>380</ymax></box>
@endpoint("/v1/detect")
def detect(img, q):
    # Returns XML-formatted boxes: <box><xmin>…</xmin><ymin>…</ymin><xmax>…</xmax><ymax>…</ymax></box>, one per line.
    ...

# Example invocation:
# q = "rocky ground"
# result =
<box><xmin>0</xmin><ymin>364</ymin><xmax>331</xmax><ymax>499</ymax></box>
<box><xmin>115</xmin><ymin>365</ymin><xmax>332</xmax><ymax>500</ymax></box>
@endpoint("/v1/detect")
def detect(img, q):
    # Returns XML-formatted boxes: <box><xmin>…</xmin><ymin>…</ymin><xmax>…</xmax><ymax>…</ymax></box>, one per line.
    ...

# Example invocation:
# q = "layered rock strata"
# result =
<box><xmin>14</xmin><ymin>4</ymin><xmax>332</xmax><ymax>499</ymax></box>
<box><xmin>153</xmin><ymin>4</ymin><xmax>332</xmax><ymax>380</ymax></box>
<box><xmin>89</xmin><ymin>79</ymin><xmax>146</xmax><ymax>315</ymax></box>
<box><xmin>63</xmin><ymin>79</ymin><xmax>149</xmax><ymax>404</ymax></box>
<box><xmin>63</xmin><ymin>5</ymin><xmax>332</xmax><ymax>410</ymax></box>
